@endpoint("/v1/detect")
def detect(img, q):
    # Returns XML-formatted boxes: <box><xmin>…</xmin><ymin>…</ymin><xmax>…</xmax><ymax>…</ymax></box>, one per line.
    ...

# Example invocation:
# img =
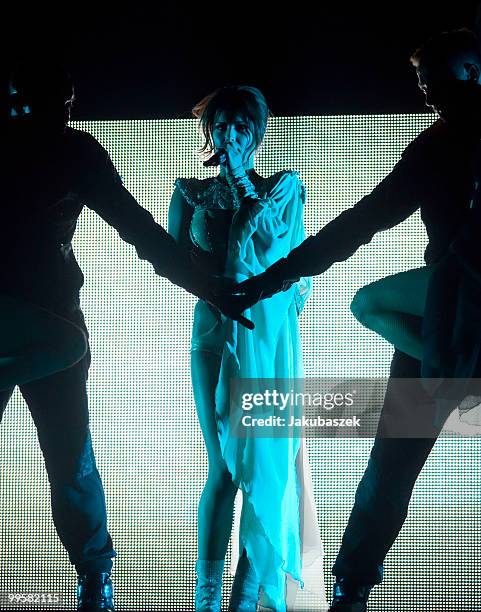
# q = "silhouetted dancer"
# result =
<box><xmin>2</xmin><ymin>57</ymin><xmax>248</xmax><ymax>612</ymax></box>
<box><xmin>230</xmin><ymin>29</ymin><xmax>481</xmax><ymax>611</ymax></box>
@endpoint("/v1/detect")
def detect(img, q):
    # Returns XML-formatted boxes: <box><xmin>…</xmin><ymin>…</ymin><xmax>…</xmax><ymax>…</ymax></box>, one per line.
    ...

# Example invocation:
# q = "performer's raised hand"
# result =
<box><xmin>223</xmin><ymin>140</ymin><xmax>245</xmax><ymax>176</ymax></box>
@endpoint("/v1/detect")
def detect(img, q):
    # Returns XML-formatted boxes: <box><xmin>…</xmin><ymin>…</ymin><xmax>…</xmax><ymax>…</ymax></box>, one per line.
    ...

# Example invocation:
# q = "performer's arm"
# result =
<box><xmin>221</xmin><ymin>165</ymin><xmax>313</xmax><ymax>311</ymax></box>
<box><xmin>449</xmin><ymin>207</ymin><xmax>481</xmax><ymax>283</ymax></box>
<box><xmin>227</xmin><ymin>171</ymin><xmax>297</xmax><ymax>254</ymax></box>
<box><xmin>227</xmin><ymin>172</ymin><xmax>273</xmax><ymax>228</ymax></box>
<box><xmin>167</xmin><ymin>185</ymin><xmax>194</xmax><ymax>247</ymax></box>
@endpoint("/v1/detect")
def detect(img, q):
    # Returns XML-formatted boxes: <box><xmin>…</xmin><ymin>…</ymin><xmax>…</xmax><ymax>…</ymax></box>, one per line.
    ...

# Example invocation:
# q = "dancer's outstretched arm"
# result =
<box><xmin>231</xmin><ymin>127</ymin><xmax>438</xmax><ymax>308</ymax></box>
<box><xmin>79</xmin><ymin>133</ymin><xmax>252</xmax><ymax>327</ymax></box>
<box><xmin>78</xmin><ymin>134</ymin><xmax>212</xmax><ymax>298</ymax></box>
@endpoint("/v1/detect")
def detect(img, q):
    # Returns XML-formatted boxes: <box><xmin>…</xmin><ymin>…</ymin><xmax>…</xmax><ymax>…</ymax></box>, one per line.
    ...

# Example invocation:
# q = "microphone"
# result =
<box><xmin>203</xmin><ymin>148</ymin><xmax>226</xmax><ymax>167</ymax></box>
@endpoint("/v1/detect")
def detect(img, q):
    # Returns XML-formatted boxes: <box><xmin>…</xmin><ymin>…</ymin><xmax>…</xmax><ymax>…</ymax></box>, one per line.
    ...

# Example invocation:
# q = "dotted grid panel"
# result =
<box><xmin>0</xmin><ymin>115</ymin><xmax>479</xmax><ymax>611</ymax></box>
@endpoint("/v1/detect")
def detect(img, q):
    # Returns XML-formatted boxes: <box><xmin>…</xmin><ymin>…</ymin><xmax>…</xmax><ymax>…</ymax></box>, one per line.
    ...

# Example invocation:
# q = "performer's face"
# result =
<box><xmin>416</xmin><ymin>57</ymin><xmax>481</xmax><ymax>125</ymax></box>
<box><xmin>212</xmin><ymin>110</ymin><xmax>255</xmax><ymax>162</ymax></box>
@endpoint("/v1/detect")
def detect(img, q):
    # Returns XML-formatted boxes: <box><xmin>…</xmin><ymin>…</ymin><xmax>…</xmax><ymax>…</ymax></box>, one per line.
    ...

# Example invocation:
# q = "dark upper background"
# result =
<box><xmin>2</xmin><ymin>3</ymin><xmax>481</xmax><ymax>121</ymax></box>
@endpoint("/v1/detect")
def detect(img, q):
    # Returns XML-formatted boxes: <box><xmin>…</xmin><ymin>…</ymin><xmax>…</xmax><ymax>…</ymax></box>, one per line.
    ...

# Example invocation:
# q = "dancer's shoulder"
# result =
<box><xmin>65</xmin><ymin>126</ymin><xmax>103</xmax><ymax>150</ymax></box>
<box><xmin>402</xmin><ymin>119</ymin><xmax>452</xmax><ymax>160</ymax></box>
<box><xmin>64</xmin><ymin>128</ymin><xmax>115</xmax><ymax>168</ymax></box>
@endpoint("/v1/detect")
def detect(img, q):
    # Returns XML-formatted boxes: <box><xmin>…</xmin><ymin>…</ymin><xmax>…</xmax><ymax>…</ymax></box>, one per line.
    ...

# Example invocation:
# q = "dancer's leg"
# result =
<box><xmin>0</xmin><ymin>295</ymin><xmax>87</xmax><ymax>390</ymax></box>
<box><xmin>332</xmin><ymin>350</ymin><xmax>449</xmax><ymax>586</ymax></box>
<box><xmin>191</xmin><ymin>350</ymin><xmax>238</xmax><ymax>561</ymax></box>
<box><xmin>350</xmin><ymin>266</ymin><xmax>433</xmax><ymax>362</ymax></box>
<box><xmin>19</xmin><ymin>306</ymin><xmax>115</xmax><ymax>575</ymax></box>
<box><xmin>18</xmin><ymin>305</ymin><xmax>115</xmax><ymax>612</ymax></box>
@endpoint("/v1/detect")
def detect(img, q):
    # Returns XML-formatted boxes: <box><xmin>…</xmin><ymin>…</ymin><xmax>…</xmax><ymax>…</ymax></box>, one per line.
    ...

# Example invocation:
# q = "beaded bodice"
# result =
<box><xmin>175</xmin><ymin>168</ymin><xmax>309</xmax><ymax>313</ymax></box>
<box><xmin>175</xmin><ymin>172</ymin><xmax>262</xmax><ymax>273</ymax></box>
<box><xmin>189</xmin><ymin>179</ymin><xmax>238</xmax><ymax>253</ymax></box>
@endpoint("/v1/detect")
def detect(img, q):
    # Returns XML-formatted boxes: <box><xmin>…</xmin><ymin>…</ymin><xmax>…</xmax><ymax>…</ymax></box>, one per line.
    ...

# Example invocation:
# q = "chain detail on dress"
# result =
<box><xmin>193</xmin><ymin>177</ymin><xmax>240</xmax><ymax>211</ymax></box>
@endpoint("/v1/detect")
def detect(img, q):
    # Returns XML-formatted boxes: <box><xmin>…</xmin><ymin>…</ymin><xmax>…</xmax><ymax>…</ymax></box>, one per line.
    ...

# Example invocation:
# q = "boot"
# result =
<box><xmin>195</xmin><ymin>559</ymin><xmax>224</xmax><ymax>612</ymax></box>
<box><xmin>228</xmin><ymin>551</ymin><xmax>259</xmax><ymax>611</ymax></box>
<box><xmin>76</xmin><ymin>572</ymin><xmax>114</xmax><ymax>611</ymax></box>
<box><xmin>328</xmin><ymin>578</ymin><xmax>372</xmax><ymax>611</ymax></box>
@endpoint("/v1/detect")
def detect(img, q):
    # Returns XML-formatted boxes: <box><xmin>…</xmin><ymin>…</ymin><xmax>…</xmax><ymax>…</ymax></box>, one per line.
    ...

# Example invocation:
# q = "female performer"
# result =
<box><xmin>168</xmin><ymin>86</ymin><xmax>325</xmax><ymax>611</ymax></box>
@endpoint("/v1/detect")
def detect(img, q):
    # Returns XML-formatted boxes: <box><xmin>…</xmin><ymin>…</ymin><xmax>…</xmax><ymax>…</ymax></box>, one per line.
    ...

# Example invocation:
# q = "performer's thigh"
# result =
<box><xmin>18</xmin><ymin>307</ymin><xmax>90</xmax><ymax>420</ymax></box>
<box><xmin>354</xmin><ymin>265</ymin><xmax>433</xmax><ymax>318</ymax></box>
<box><xmin>191</xmin><ymin>350</ymin><xmax>224</xmax><ymax>465</ymax></box>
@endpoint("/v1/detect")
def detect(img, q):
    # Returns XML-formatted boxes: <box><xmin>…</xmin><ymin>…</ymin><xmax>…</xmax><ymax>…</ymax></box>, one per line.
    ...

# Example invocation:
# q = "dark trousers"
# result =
<box><xmin>332</xmin><ymin>349</ymin><xmax>451</xmax><ymax>585</ymax></box>
<box><xmin>1</xmin><ymin>306</ymin><xmax>116</xmax><ymax>575</ymax></box>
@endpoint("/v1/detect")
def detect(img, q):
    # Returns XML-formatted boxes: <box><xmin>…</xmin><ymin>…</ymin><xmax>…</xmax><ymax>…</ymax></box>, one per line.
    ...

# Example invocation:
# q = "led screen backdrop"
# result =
<box><xmin>0</xmin><ymin>115</ymin><xmax>479</xmax><ymax>611</ymax></box>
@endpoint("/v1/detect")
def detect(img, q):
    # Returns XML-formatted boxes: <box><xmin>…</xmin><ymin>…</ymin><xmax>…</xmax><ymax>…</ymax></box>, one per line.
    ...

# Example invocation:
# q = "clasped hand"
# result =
<box><xmin>205</xmin><ymin>276</ymin><xmax>256</xmax><ymax>330</ymax></box>
<box><xmin>207</xmin><ymin>270</ymin><xmax>286</xmax><ymax>329</ymax></box>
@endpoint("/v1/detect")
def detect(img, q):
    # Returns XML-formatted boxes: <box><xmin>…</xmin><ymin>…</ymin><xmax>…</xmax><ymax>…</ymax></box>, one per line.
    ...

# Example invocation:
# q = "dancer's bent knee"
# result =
<box><xmin>350</xmin><ymin>285</ymin><xmax>381</xmax><ymax>328</ymax></box>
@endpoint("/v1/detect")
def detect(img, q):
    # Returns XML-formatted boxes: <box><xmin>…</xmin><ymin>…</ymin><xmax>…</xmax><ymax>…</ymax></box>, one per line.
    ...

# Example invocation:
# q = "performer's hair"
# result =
<box><xmin>193</xmin><ymin>85</ymin><xmax>270</xmax><ymax>156</ymax></box>
<box><xmin>410</xmin><ymin>28</ymin><xmax>481</xmax><ymax>69</ymax></box>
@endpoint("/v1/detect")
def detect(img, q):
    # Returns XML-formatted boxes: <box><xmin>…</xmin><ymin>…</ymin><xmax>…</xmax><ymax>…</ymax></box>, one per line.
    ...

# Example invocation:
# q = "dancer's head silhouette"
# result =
<box><xmin>8</xmin><ymin>57</ymin><xmax>74</xmax><ymax>132</ymax></box>
<box><xmin>411</xmin><ymin>29</ymin><xmax>481</xmax><ymax>129</ymax></box>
